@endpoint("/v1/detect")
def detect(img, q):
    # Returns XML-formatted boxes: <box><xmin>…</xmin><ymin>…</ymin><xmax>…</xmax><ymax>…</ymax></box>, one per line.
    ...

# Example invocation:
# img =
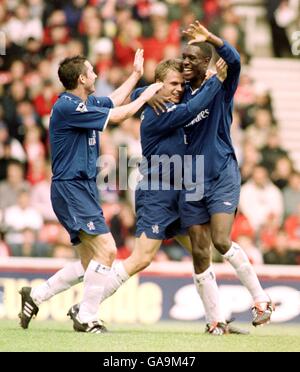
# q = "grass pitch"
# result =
<box><xmin>0</xmin><ymin>320</ymin><xmax>299</xmax><ymax>352</ymax></box>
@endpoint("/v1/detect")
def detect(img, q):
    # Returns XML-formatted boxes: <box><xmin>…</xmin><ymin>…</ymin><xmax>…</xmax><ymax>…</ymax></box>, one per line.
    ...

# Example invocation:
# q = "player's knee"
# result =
<box><xmin>192</xmin><ymin>245</ymin><xmax>210</xmax><ymax>266</ymax></box>
<box><xmin>212</xmin><ymin>234</ymin><xmax>231</xmax><ymax>255</ymax></box>
<box><xmin>189</xmin><ymin>227</ymin><xmax>211</xmax><ymax>249</ymax></box>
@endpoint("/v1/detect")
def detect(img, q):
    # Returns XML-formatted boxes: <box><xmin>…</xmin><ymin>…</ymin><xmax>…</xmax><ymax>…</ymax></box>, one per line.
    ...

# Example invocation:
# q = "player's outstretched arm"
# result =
<box><xmin>183</xmin><ymin>21</ymin><xmax>240</xmax><ymax>66</ymax></box>
<box><xmin>109</xmin><ymin>82</ymin><xmax>163</xmax><ymax>123</ymax></box>
<box><xmin>108</xmin><ymin>49</ymin><xmax>144</xmax><ymax>107</ymax></box>
<box><xmin>184</xmin><ymin>20</ymin><xmax>240</xmax><ymax>100</ymax></box>
<box><xmin>183</xmin><ymin>20</ymin><xmax>224</xmax><ymax>48</ymax></box>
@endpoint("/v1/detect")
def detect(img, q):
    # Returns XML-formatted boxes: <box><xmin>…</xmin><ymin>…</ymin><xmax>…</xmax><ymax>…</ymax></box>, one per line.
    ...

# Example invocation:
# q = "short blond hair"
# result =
<box><xmin>155</xmin><ymin>59</ymin><xmax>183</xmax><ymax>82</ymax></box>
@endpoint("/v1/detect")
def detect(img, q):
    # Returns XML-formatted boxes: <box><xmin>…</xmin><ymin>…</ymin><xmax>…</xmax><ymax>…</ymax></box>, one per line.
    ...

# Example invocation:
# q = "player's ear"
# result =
<box><xmin>79</xmin><ymin>74</ymin><xmax>85</xmax><ymax>84</ymax></box>
<box><xmin>204</xmin><ymin>56</ymin><xmax>211</xmax><ymax>66</ymax></box>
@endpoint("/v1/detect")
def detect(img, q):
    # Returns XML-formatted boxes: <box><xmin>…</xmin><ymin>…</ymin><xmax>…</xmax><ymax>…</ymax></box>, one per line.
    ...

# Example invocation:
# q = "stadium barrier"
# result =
<box><xmin>1</xmin><ymin>257</ymin><xmax>300</xmax><ymax>323</ymax></box>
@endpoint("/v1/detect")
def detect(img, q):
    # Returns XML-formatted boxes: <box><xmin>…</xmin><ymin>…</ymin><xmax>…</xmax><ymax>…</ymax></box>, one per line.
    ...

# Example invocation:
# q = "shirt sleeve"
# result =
<box><xmin>144</xmin><ymin>76</ymin><xmax>222</xmax><ymax>135</ymax></box>
<box><xmin>131</xmin><ymin>87</ymin><xmax>147</xmax><ymax>101</ymax></box>
<box><xmin>215</xmin><ymin>40</ymin><xmax>241</xmax><ymax>102</ymax></box>
<box><xmin>59</xmin><ymin>102</ymin><xmax>111</xmax><ymax>131</ymax></box>
<box><xmin>90</xmin><ymin>95</ymin><xmax>114</xmax><ymax>109</ymax></box>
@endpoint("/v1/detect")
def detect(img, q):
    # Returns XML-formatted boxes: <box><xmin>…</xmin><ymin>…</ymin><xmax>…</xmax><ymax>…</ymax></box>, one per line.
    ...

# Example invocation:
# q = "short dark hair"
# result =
<box><xmin>155</xmin><ymin>59</ymin><xmax>183</xmax><ymax>81</ymax></box>
<box><xmin>191</xmin><ymin>42</ymin><xmax>213</xmax><ymax>60</ymax></box>
<box><xmin>58</xmin><ymin>55</ymin><xmax>87</xmax><ymax>90</ymax></box>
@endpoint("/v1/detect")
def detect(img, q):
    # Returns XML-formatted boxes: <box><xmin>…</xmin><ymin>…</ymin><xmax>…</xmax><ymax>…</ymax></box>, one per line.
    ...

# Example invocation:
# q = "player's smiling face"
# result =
<box><xmin>83</xmin><ymin>60</ymin><xmax>97</xmax><ymax>94</ymax></box>
<box><xmin>160</xmin><ymin>69</ymin><xmax>184</xmax><ymax>104</ymax></box>
<box><xmin>182</xmin><ymin>45</ymin><xmax>210</xmax><ymax>83</ymax></box>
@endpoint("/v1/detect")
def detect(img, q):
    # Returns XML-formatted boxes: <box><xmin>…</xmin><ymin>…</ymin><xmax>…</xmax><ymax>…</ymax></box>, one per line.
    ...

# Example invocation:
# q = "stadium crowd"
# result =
<box><xmin>0</xmin><ymin>0</ymin><xmax>299</xmax><ymax>265</ymax></box>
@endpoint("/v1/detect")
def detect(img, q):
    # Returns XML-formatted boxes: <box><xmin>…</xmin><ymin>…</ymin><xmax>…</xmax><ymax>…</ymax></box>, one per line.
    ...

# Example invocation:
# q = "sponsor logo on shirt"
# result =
<box><xmin>76</xmin><ymin>102</ymin><xmax>88</xmax><ymax>112</ymax></box>
<box><xmin>223</xmin><ymin>201</ymin><xmax>232</xmax><ymax>206</ymax></box>
<box><xmin>185</xmin><ymin>109</ymin><xmax>209</xmax><ymax>128</ymax></box>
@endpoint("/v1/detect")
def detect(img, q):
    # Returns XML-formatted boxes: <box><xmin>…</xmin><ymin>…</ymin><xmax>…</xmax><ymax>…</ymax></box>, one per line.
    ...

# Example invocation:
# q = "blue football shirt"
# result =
<box><xmin>183</xmin><ymin>41</ymin><xmax>241</xmax><ymax>184</ymax></box>
<box><xmin>49</xmin><ymin>92</ymin><xmax>113</xmax><ymax>181</ymax></box>
<box><xmin>131</xmin><ymin>76</ymin><xmax>222</xmax><ymax>188</ymax></box>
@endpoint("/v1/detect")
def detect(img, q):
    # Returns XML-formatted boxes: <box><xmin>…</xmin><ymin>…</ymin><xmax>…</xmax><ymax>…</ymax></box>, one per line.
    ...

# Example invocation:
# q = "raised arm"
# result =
<box><xmin>108</xmin><ymin>82</ymin><xmax>163</xmax><ymax>123</ymax></box>
<box><xmin>183</xmin><ymin>21</ymin><xmax>240</xmax><ymax>101</ymax></box>
<box><xmin>108</xmin><ymin>49</ymin><xmax>144</xmax><ymax>106</ymax></box>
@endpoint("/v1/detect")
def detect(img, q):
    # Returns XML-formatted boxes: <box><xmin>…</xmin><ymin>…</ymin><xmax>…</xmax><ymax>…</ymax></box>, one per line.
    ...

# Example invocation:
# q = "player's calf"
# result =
<box><xmin>18</xmin><ymin>287</ymin><xmax>39</xmax><ymax>329</ymax></box>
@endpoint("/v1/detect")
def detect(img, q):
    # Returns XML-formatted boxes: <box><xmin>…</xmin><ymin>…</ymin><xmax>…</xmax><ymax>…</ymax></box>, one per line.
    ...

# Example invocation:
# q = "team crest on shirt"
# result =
<box><xmin>76</xmin><ymin>102</ymin><xmax>88</xmax><ymax>112</ymax></box>
<box><xmin>152</xmin><ymin>224</ymin><xmax>159</xmax><ymax>234</ymax></box>
<box><xmin>87</xmin><ymin>221</ymin><xmax>95</xmax><ymax>231</ymax></box>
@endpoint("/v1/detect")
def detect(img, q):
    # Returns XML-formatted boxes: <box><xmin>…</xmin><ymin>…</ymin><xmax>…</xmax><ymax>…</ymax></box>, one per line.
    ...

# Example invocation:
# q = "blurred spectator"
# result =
<box><xmin>93</xmin><ymin>37</ymin><xmax>113</xmax><ymax>75</ymax></box>
<box><xmin>283</xmin><ymin>172</ymin><xmax>300</xmax><ymax>217</ymax></box>
<box><xmin>230</xmin><ymin>108</ymin><xmax>244</xmax><ymax>164</ymax></box>
<box><xmin>245</xmin><ymin>108</ymin><xmax>275</xmax><ymax>150</ymax></box>
<box><xmin>240</xmin><ymin>140</ymin><xmax>261</xmax><ymax>183</ymax></box>
<box><xmin>231</xmin><ymin>212</ymin><xmax>254</xmax><ymax>242</ymax></box>
<box><xmin>9</xmin><ymin>227</ymin><xmax>51</xmax><ymax>257</ymax></box>
<box><xmin>271</xmin><ymin>156</ymin><xmax>294</xmax><ymax>190</ymax></box>
<box><xmin>110</xmin><ymin>202</ymin><xmax>136</xmax><ymax>254</ymax></box>
<box><xmin>0</xmin><ymin>239</ymin><xmax>10</xmax><ymax>256</ymax></box>
<box><xmin>63</xmin><ymin>0</ymin><xmax>87</xmax><ymax>34</ymax></box>
<box><xmin>240</xmin><ymin>165</ymin><xmax>284</xmax><ymax>232</ymax></box>
<box><xmin>284</xmin><ymin>203</ymin><xmax>300</xmax><ymax>250</ymax></box>
<box><xmin>33</xmin><ymin>80</ymin><xmax>58</xmax><ymax>118</ymax></box>
<box><xmin>2</xmin><ymin>80</ymin><xmax>29</xmax><ymax>140</ymax></box>
<box><xmin>3</xmin><ymin>189</ymin><xmax>43</xmax><ymax>245</ymax></box>
<box><xmin>0</xmin><ymin>160</ymin><xmax>30</xmax><ymax>209</ymax></box>
<box><xmin>265</xmin><ymin>0</ymin><xmax>294</xmax><ymax>57</ymax></box>
<box><xmin>142</xmin><ymin>2</ymin><xmax>180</xmax><ymax>62</ymax></box>
<box><xmin>4</xmin><ymin>2</ymin><xmax>43</xmax><ymax>46</ymax></box>
<box><xmin>31</xmin><ymin>162</ymin><xmax>57</xmax><ymax>222</ymax></box>
<box><xmin>261</xmin><ymin>129</ymin><xmax>288</xmax><ymax>173</ymax></box>
<box><xmin>52</xmin><ymin>244</ymin><xmax>77</xmax><ymax>259</ymax></box>
<box><xmin>23</xmin><ymin>126</ymin><xmax>46</xmax><ymax>164</ymax></box>
<box><xmin>114</xmin><ymin>19</ymin><xmax>142</xmax><ymax>67</ymax></box>
<box><xmin>263</xmin><ymin>230</ymin><xmax>298</xmax><ymax>265</ymax></box>
<box><xmin>260</xmin><ymin>213</ymin><xmax>280</xmax><ymax>250</ymax></box>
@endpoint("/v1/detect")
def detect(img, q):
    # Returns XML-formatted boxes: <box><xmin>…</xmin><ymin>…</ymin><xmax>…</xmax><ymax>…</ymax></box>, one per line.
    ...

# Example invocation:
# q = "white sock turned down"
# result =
<box><xmin>31</xmin><ymin>261</ymin><xmax>84</xmax><ymax>306</ymax></box>
<box><xmin>223</xmin><ymin>242</ymin><xmax>269</xmax><ymax>303</ymax></box>
<box><xmin>30</xmin><ymin>260</ymin><xmax>130</xmax><ymax>308</ymax></box>
<box><xmin>78</xmin><ymin>260</ymin><xmax>113</xmax><ymax>323</ymax></box>
<box><xmin>193</xmin><ymin>266</ymin><xmax>226</xmax><ymax>324</ymax></box>
<box><xmin>101</xmin><ymin>261</ymin><xmax>129</xmax><ymax>302</ymax></box>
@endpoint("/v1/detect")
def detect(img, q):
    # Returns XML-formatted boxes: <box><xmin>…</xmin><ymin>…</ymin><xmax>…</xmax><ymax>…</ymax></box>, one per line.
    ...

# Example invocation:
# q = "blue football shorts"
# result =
<box><xmin>180</xmin><ymin>157</ymin><xmax>241</xmax><ymax>228</ymax></box>
<box><xmin>51</xmin><ymin>179</ymin><xmax>109</xmax><ymax>245</ymax></box>
<box><xmin>135</xmin><ymin>187</ymin><xmax>187</xmax><ymax>240</ymax></box>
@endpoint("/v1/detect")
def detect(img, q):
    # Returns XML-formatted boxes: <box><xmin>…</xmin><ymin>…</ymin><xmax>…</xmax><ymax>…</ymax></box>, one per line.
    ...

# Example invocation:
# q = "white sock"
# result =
<box><xmin>31</xmin><ymin>261</ymin><xmax>84</xmax><ymax>306</ymax></box>
<box><xmin>101</xmin><ymin>261</ymin><xmax>130</xmax><ymax>302</ymax></box>
<box><xmin>223</xmin><ymin>242</ymin><xmax>269</xmax><ymax>303</ymax></box>
<box><xmin>193</xmin><ymin>266</ymin><xmax>225</xmax><ymax>324</ymax></box>
<box><xmin>78</xmin><ymin>260</ymin><xmax>111</xmax><ymax>323</ymax></box>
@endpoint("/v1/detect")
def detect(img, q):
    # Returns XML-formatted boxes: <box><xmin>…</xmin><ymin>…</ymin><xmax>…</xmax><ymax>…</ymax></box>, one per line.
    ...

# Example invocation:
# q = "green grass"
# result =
<box><xmin>0</xmin><ymin>320</ymin><xmax>299</xmax><ymax>352</ymax></box>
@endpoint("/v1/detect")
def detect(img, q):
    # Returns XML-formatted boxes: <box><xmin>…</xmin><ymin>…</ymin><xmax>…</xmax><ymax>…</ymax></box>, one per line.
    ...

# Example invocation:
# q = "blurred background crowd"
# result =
<box><xmin>0</xmin><ymin>0</ymin><xmax>300</xmax><ymax>265</ymax></box>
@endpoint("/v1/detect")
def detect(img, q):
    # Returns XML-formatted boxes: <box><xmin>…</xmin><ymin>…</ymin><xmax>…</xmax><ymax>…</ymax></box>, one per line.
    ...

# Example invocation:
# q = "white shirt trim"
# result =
<box><xmin>102</xmin><ymin>109</ymin><xmax>111</xmax><ymax>131</ymax></box>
